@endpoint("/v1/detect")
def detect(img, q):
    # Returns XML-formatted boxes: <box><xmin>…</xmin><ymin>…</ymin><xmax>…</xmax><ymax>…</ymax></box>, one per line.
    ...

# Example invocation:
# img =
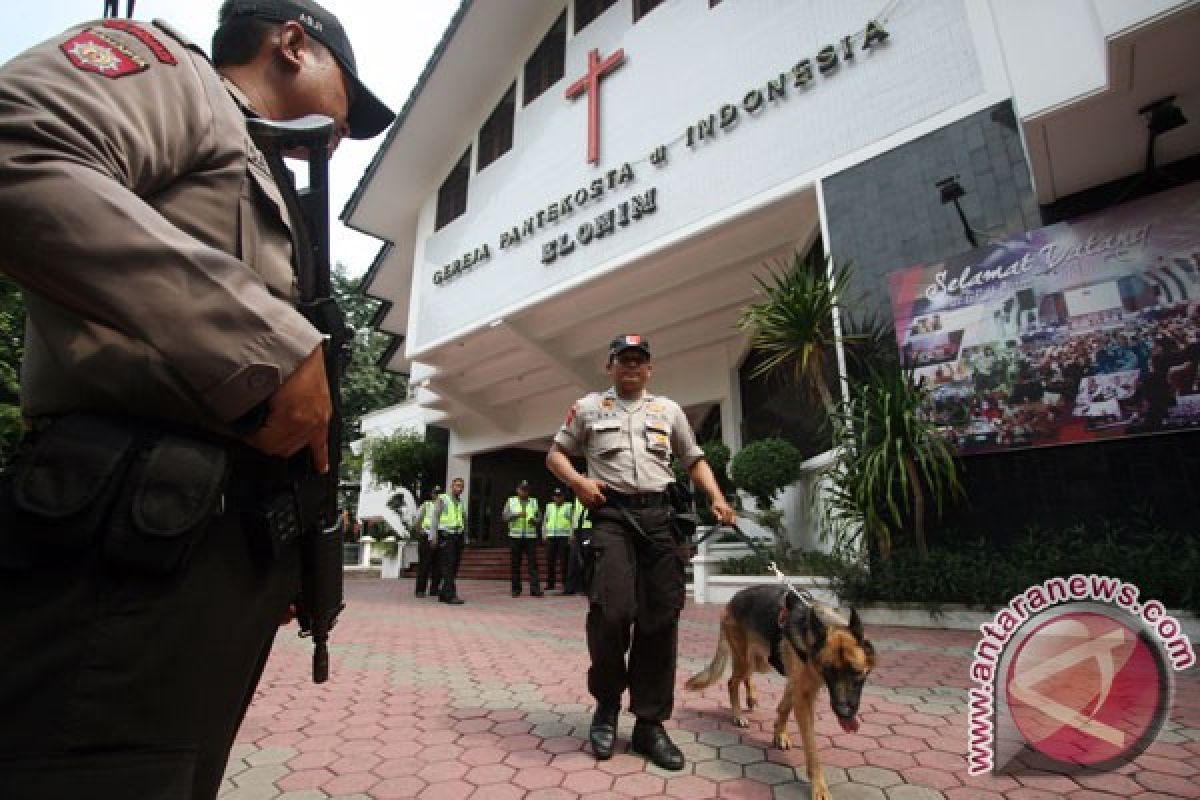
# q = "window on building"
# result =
<box><xmin>633</xmin><ymin>0</ymin><xmax>664</xmax><ymax>22</ymax></box>
<box><xmin>575</xmin><ymin>0</ymin><xmax>617</xmax><ymax>33</ymax></box>
<box><xmin>435</xmin><ymin>149</ymin><xmax>470</xmax><ymax>230</ymax></box>
<box><xmin>523</xmin><ymin>12</ymin><xmax>566</xmax><ymax>106</ymax></box>
<box><xmin>477</xmin><ymin>84</ymin><xmax>515</xmax><ymax>172</ymax></box>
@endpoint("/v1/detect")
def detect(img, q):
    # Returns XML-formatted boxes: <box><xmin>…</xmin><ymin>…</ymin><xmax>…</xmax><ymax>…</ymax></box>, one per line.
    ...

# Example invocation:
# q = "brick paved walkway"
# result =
<box><xmin>219</xmin><ymin>580</ymin><xmax>1200</xmax><ymax>800</ymax></box>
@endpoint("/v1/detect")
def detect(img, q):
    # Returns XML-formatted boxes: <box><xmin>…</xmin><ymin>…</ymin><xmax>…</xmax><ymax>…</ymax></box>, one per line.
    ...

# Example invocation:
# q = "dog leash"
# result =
<box><xmin>767</xmin><ymin>561</ymin><xmax>816</xmax><ymax>607</ymax></box>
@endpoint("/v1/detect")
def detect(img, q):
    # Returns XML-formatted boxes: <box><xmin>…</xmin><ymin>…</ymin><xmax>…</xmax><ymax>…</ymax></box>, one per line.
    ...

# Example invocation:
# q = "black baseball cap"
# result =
<box><xmin>608</xmin><ymin>334</ymin><xmax>651</xmax><ymax>360</ymax></box>
<box><xmin>221</xmin><ymin>0</ymin><xmax>395</xmax><ymax>139</ymax></box>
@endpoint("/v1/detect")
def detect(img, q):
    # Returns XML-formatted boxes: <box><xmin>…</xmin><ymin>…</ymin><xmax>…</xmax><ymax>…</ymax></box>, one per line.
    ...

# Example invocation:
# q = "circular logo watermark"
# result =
<box><xmin>1004</xmin><ymin>608</ymin><xmax>1169</xmax><ymax>768</ymax></box>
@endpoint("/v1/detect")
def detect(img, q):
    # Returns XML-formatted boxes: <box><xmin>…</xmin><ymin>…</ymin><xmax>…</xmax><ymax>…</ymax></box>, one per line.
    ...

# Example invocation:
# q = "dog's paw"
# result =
<box><xmin>733</xmin><ymin>715</ymin><xmax>750</xmax><ymax>728</ymax></box>
<box><xmin>811</xmin><ymin>781</ymin><xmax>832</xmax><ymax>800</ymax></box>
<box><xmin>745</xmin><ymin>695</ymin><xmax>758</xmax><ymax>710</ymax></box>
<box><xmin>772</xmin><ymin>731</ymin><xmax>791</xmax><ymax>750</ymax></box>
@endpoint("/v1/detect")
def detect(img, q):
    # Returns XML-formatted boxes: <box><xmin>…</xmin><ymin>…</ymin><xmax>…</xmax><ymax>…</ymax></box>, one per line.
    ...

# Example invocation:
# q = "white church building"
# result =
<box><xmin>344</xmin><ymin>0</ymin><xmax>1200</xmax><ymax>544</ymax></box>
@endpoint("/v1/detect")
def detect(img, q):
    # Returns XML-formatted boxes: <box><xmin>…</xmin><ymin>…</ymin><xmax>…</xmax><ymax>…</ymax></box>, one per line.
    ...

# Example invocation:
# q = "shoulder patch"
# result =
<box><xmin>103</xmin><ymin>19</ymin><xmax>177</xmax><ymax>65</ymax></box>
<box><xmin>61</xmin><ymin>31</ymin><xmax>147</xmax><ymax>79</ymax></box>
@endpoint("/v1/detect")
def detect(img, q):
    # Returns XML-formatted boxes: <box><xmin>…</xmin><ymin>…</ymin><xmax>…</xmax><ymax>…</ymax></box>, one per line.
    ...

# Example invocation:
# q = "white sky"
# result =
<box><xmin>0</xmin><ymin>0</ymin><xmax>460</xmax><ymax>277</ymax></box>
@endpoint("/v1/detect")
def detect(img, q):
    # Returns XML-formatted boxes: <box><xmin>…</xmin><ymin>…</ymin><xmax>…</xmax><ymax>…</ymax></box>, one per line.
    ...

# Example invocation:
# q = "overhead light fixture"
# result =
<box><xmin>1139</xmin><ymin>95</ymin><xmax>1188</xmax><ymax>136</ymax></box>
<box><xmin>936</xmin><ymin>175</ymin><xmax>978</xmax><ymax>248</ymax></box>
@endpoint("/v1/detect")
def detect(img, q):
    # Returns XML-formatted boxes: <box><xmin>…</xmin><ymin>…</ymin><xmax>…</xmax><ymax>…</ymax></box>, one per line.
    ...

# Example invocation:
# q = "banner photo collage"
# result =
<box><xmin>887</xmin><ymin>181</ymin><xmax>1200</xmax><ymax>455</ymax></box>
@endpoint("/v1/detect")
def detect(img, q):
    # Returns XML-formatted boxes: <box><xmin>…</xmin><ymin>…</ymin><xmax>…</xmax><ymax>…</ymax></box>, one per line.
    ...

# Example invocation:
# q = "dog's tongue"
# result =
<box><xmin>838</xmin><ymin>715</ymin><xmax>860</xmax><ymax>733</ymax></box>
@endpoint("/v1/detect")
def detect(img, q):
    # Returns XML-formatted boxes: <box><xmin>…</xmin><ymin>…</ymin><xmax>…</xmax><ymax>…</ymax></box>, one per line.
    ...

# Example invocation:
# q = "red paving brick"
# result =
<box><xmin>218</xmin><ymin>579</ymin><xmax>1200</xmax><ymax>799</ymax></box>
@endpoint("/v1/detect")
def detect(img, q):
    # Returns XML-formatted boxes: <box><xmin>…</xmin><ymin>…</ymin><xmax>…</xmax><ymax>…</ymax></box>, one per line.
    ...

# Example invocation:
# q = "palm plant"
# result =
<box><xmin>825</xmin><ymin>362</ymin><xmax>963</xmax><ymax>562</ymax></box>
<box><xmin>737</xmin><ymin>251</ymin><xmax>857</xmax><ymax>415</ymax></box>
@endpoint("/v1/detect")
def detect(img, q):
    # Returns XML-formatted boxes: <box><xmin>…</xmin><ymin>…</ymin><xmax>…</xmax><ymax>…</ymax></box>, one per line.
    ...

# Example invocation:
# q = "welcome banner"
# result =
<box><xmin>887</xmin><ymin>181</ymin><xmax>1200</xmax><ymax>455</ymax></box>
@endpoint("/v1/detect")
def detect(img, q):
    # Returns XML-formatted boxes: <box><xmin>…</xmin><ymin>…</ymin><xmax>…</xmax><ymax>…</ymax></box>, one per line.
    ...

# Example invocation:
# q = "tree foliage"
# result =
<box><xmin>729</xmin><ymin>437</ymin><xmax>802</xmax><ymax>511</ymax></box>
<box><xmin>334</xmin><ymin>264</ymin><xmax>407</xmax><ymax>441</ymax></box>
<box><xmin>737</xmin><ymin>251</ymin><xmax>858</xmax><ymax>414</ymax></box>
<box><xmin>361</xmin><ymin>429</ymin><xmax>443</xmax><ymax>494</ymax></box>
<box><xmin>825</xmin><ymin>362</ymin><xmax>963</xmax><ymax>562</ymax></box>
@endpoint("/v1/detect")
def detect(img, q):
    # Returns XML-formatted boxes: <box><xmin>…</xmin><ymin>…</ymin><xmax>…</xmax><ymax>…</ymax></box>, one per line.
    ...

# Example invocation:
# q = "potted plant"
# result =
<box><xmin>374</xmin><ymin>525</ymin><xmax>403</xmax><ymax>579</ymax></box>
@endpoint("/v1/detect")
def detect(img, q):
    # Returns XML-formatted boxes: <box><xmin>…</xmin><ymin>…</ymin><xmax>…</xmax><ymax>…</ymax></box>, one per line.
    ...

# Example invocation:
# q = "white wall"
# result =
<box><xmin>989</xmin><ymin>0</ymin><xmax>1194</xmax><ymax>120</ymax></box>
<box><xmin>408</xmin><ymin>0</ymin><xmax>988</xmax><ymax>354</ymax></box>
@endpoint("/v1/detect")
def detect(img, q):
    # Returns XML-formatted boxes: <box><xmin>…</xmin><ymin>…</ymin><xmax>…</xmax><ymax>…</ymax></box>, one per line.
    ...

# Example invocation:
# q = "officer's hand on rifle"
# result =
<box><xmin>246</xmin><ymin>345</ymin><xmax>332</xmax><ymax>473</ymax></box>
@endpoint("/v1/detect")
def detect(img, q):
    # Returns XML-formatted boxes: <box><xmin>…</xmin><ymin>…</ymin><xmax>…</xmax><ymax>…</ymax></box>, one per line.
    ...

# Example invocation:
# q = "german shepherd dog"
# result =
<box><xmin>686</xmin><ymin>585</ymin><xmax>876</xmax><ymax>800</ymax></box>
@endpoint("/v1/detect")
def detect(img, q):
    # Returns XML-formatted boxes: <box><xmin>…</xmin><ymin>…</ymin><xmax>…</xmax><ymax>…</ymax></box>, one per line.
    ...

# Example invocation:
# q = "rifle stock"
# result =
<box><xmin>248</xmin><ymin>115</ymin><xmax>348</xmax><ymax>684</ymax></box>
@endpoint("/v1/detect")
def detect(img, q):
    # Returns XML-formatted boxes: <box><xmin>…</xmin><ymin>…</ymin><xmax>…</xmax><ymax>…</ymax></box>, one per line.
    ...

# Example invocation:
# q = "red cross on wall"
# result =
<box><xmin>565</xmin><ymin>47</ymin><xmax>625</xmax><ymax>165</ymax></box>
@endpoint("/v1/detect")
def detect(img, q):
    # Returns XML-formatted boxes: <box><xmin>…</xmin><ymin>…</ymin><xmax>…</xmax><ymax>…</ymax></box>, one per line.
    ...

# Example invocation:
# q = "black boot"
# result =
<box><xmin>631</xmin><ymin>720</ymin><xmax>684</xmax><ymax>771</ymax></box>
<box><xmin>589</xmin><ymin>704</ymin><xmax>619</xmax><ymax>761</ymax></box>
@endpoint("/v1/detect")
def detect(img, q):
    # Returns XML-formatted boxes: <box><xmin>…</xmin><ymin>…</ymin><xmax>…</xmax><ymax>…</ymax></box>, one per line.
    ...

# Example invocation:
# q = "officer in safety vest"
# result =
<box><xmin>546</xmin><ymin>334</ymin><xmax>734</xmax><ymax>771</ymax></box>
<box><xmin>503</xmin><ymin>480</ymin><xmax>542</xmax><ymax>597</ymax></box>
<box><xmin>431</xmin><ymin>478</ymin><xmax>467</xmax><ymax>605</ymax></box>
<box><xmin>542</xmin><ymin>487</ymin><xmax>573</xmax><ymax>592</ymax></box>
<box><xmin>563</xmin><ymin>493</ymin><xmax>592</xmax><ymax>596</ymax></box>
<box><xmin>412</xmin><ymin>485</ymin><xmax>442</xmax><ymax>598</ymax></box>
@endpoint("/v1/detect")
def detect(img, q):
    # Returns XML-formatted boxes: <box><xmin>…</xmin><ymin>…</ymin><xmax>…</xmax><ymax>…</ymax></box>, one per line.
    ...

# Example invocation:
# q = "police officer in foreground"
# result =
<box><xmin>546</xmin><ymin>335</ymin><xmax>735</xmax><ymax>770</ymax></box>
<box><xmin>0</xmin><ymin>1</ymin><xmax>393</xmax><ymax>797</ymax></box>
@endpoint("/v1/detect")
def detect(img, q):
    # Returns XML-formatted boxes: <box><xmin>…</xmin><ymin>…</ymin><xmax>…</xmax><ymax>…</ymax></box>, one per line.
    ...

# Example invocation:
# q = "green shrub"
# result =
<box><xmin>730</xmin><ymin>437</ymin><xmax>802</xmax><ymax>510</ymax></box>
<box><xmin>717</xmin><ymin>515</ymin><xmax>1199</xmax><ymax>613</ymax></box>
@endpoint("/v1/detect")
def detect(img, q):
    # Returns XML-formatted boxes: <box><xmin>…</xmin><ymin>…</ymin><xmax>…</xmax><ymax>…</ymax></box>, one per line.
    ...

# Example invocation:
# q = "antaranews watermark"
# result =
<box><xmin>967</xmin><ymin>574</ymin><xmax>1195</xmax><ymax>775</ymax></box>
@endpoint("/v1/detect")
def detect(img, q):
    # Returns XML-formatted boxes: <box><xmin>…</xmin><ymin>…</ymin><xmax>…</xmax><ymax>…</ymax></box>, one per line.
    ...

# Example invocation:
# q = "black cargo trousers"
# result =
<box><xmin>0</xmin><ymin>415</ymin><xmax>301</xmax><ymax>800</ymax></box>
<box><xmin>585</xmin><ymin>501</ymin><xmax>687</xmax><ymax>722</ymax></box>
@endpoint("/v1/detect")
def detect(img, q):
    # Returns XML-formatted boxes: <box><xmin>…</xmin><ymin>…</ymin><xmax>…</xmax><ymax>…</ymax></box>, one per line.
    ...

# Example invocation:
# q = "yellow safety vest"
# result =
<box><xmin>507</xmin><ymin>496</ymin><xmax>539</xmax><ymax>538</ymax></box>
<box><xmin>419</xmin><ymin>501</ymin><xmax>434</xmax><ymax>533</ymax></box>
<box><xmin>544</xmin><ymin>502</ymin><xmax>573</xmax><ymax>537</ymax></box>
<box><xmin>438</xmin><ymin>494</ymin><xmax>465</xmax><ymax>532</ymax></box>
<box><xmin>572</xmin><ymin>499</ymin><xmax>592</xmax><ymax>530</ymax></box>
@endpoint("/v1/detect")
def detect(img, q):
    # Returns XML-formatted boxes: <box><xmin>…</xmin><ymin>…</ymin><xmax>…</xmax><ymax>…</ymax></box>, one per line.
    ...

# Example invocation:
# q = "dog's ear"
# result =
<box><xmin>849</xmin><ymin>608</ymin><xmax>865</xmax><ymax>642</ymax></box>
<box><xmin>805</xmin><ymin>605</ymin><xmax>827</xmax><ymax>649</ymax></box>
<box><xmin>784</xmin><ymin>590</ymin><xmax>801</xmax><ymax>612</ymax></box>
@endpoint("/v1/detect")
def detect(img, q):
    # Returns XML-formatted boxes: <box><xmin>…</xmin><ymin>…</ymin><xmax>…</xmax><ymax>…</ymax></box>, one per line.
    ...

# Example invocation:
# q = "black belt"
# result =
<box><xmin>605</xmin><ymin>491</ymin><xmax>666</xmax><ymax>509</ymax></box>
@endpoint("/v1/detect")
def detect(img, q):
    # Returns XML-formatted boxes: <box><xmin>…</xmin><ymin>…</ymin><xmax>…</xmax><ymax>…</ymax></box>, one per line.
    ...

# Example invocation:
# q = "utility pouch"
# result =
<box><xmin>103</xmin><ymin>435</ymin><xmax>228</xmax><ymax>575</ymax></box>
<box><xmin>1</xmin><ymin>415</ymin><xmax>137</xmax><ymax>567</ymax></box>
<box><xmin>665</xmin><ymin>481</ymin><xmax>698</xmax><ymax>544</ymax></box>
<box><xmin>243</xmin><ymin>491</ymin><xmax>302</xmax><ymax>564</ymax></box>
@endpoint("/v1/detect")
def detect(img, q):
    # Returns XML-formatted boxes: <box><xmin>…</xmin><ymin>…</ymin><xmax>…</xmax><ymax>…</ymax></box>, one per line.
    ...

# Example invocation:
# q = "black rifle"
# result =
<box><xmin>247</xmin><ymin>115</ymin><xmax>348</xmax><ymax>684</ymax></box>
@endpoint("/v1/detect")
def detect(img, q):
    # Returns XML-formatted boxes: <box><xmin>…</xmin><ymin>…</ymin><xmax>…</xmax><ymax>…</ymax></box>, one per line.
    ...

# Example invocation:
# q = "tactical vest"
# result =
<box><xmin>438</xmin><ymin>494</ymin><xmax>465</xmax><ymax>532</ymax></box>
<box><xmin>419</xmin><ymin>501</ymin><xmax>434</xmax><ymax>533</ymax></box>
<box><xmin>506</xmin><ymin>496</ymin><xmax>539</xmax><ymax>539</ymax></box>
<box><xmin>544</xmin><ymin>502</ymin><xmax>573</xmax><ymax>537</ymax></box>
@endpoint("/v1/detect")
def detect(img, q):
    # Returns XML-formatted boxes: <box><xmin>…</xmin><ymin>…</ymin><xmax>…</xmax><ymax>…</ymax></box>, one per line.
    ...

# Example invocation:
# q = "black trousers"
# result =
<box><xmin>586</xmin><ymin>505</ymin><xmax>685</xmax><ymax>722</ymax></box>
<box><xmin>0</xmin><ymin>499</ymin><xmax>300</xmax><ymax>799</ymax></box>
<box><xmin>436</xmin><ymin>533</ymin><xmax>464</xmax><ymax>599</ymax></box>
<box><xmin>509</xmin><ymin>537</ymin><xmax>541</xmax><ymax>592</ymax></box>
<box><xmin>545</xmin><ymin>536</ymin><xmax>570</xmax><ymax>588</ymax></box>
<box><xmin>415</xmin><ymin>536</ymin><xmax>440</xmax><ymax>595</ymax></box>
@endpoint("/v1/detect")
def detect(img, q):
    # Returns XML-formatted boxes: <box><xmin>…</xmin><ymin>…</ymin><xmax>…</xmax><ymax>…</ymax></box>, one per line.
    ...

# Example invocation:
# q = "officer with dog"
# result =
<box><xmin>546</xmin><ymin>334</ymin><xmax>735</xmax><ymax>770</ymax></box>
<box><xmin>0</xmin><ymin>1</ymin><xmax>393</xmax><ymax>796</ymax></box>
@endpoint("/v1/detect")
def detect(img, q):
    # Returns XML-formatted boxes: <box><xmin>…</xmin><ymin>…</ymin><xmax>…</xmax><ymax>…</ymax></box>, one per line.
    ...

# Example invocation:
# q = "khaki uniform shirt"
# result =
<box><xmin>554</xmin><ymin>388</ymin><xmax>704</xmax><ymax>494</ymax></box>
<box><xmin>0</xmin><ymin>19</ymin><xmax>321</xmax><ymax>432</ymax></box>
